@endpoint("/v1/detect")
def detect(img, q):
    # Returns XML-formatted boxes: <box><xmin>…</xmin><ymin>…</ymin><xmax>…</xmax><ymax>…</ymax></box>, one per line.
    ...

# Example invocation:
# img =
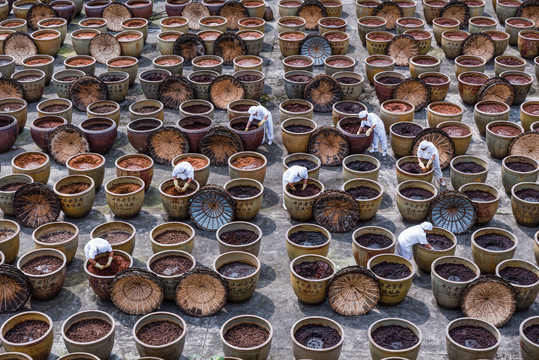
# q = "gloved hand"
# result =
<box><xmin>105</xmin><ymin>255</ymin><xmax>113</xmax><ymax>268</ymax></box>
<box><xmin>289</xmin><ymin>184</ymin><xmax>296</xmax><ymax>191</ymax></box>
<box><xmin>426</xmin><ymin>159</ymin><xmax>433</xmax><ymax>170</ymax></box>
<box><xmin>244</xmin><ymin>121</ymin><xmax>252</xmax><ymax>131</ymax></box>
<box><xmin>180</xmin><ymin>182</ymin><xmax>189</xmax><ymax>193</ymax></box>
<box><xmin>301</xmin><ymin>182</ymin><xmax>307</xmax><ymax>190</ymax></box>
<box><xmin>365</xmin><ymin>128</ymin><xmax>372</xmax><ymax>137</ymax></box>
<box><xmin>419</xmin><ymin>161</ymin><xmax>426</xmax><ymax>173</ymax></box>
<box><xmin>93</xmin><ymin>262</ymin><xmax>105</xmax><ymax>270</ymax></box>
<box><xmin>174</xmin><ymin>179</ymin><xmax>180</xmax><ymax>192</ymax></box>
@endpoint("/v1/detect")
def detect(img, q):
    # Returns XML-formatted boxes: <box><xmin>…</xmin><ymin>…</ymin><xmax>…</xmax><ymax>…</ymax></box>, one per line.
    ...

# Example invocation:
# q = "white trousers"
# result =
<box><xmin>372</xmin><ymin>128</ymin><xmax>388</xmax><ymax>151</ymax></box>
<box><xmin>262</xmin><ymin>117</ymin><xmax>274</xmax><ymax>144</ymax></box>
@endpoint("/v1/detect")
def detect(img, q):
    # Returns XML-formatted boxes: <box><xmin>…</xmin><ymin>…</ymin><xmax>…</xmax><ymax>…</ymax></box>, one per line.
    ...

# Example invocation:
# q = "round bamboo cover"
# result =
<box><xmin>90</xmin><ymin>33</ymin><xmax>122</xmax><ymax>64</ymax></box>
<box><xmin>27</xmin><ymin>3</ymin><xmax>55</xmax><ymax>30</ymax></box>
<box><xmin>440</xmin><ymin>1</ymin><xmax>470</xmax><ymax>27</ymax></box>
<box><xmin>0</xmin><ymin>78</ymin><xmax>24</xmax><ymax>99</ymax></box>
<box><xmin>429</xmin><ymin>191</ymin><xmax>477</xmax><ymax>234</ymax></box>
<box><xmin>412</xmin><ymin>128</ymin><xmax>455</xmax><ymax>169</ymax></box>
<box><xmin>13</xmin><ymin>183</ymin><xmax>61</xmax><ymax>228</ymax></box>
<box><xmin>393</xmin><ymin>78</ymin><xmax>430</xmax><ymax>111</ymax></box>
<box><xmin>147</xmin><ymin>126</ymin><xmax>190</xmax><ymax>165</ymax></box>
<box><xmin>308</xmin><ymin>126</ymin><xmax>350</xmax><ymax>166</ymax></box>
<box><xmin>386</xmin><ymin>34</ymin><xmax>419</xmax><ymax>67</ymax></box>
<box><xmin>110</xmin><ymin>269</ymin><xmax>164</xmax><ymax>315</ymax></box>
<box><xmin>209</xmin><ymin>75</ymin><xmax>246</xmax><ymax>110</ymax></box>
<box><xmin>158</xmin><ymin>75</ymin><xmax>195</xmax><ymax>109</ymax></box>
<box><xmin>303</xmin><ymin>74</ymin><xmax>343</xmax><ymax>112</ymax></box>
<box><xmin>461</xmin><ymin>275</ymin><xmax>516</xmax><ymax>327</ymax></box>
<box><xmin>214</xmin><ymin>33</ymin><xmax>246</xmax><ymax>65</ymax></box>
<box><xmin>313</xmin><ymin>190</ymin><xmax>360</xmax><ymax>233</ymax></box>
<box><xmin>0</xmin><ymin>265</ymin><xmax>30</xmax><ymax>314</ymax></box>
<box><xmin>3</xmin><ymin>32</ymin><xmax>37</xmax><ymax>66</ymax></box>
<box><xmin>462</xmin><ymin>33</ymin><xmax>496</xmax><ymax>63</ymax></box>
<box><xmin>175</xmin><ymin>267</ymin><xmax>228</xmax><ymax>317</ymax></box>
<box><xmin>509</xmin><ymin>131</ymin><xmax>539</xmax><ymax>162</ymax></box>
<box><xmin>298</xmin><ymin>0</ymin><xmax>328</xmax><ymax>30</ymax></box>
<box><xmin>102</xmin><ymin>3</ymin><xmax>133</xmax><ymax>32</ymax></box>
<box><xmin>219</xmin><ymin>1</ymin><xmax>249</xmax><ymax>30</ymax></box>
<box><xmin>327</xmin><ymin>266</ymin><xmax>380</xmax><ymax>316</ymax></box>
<box><xmin>189</xmin><ymin>185</ymin><xmax>236</xmax><ymax>231</ymax></box>
<box><xmin>373</xmin><ymin>1</ymin><xmax>403</xmax><ymax>30</ymax></box>
<box><xmin>478</xmin><ymin>78</ymin><xmax>515</xmax><ymax>106</ymax></box>
<box><xmin>183</xmin><ymin>2</ymin><xmax>210</xmax><ymax>30</ymax></box>
<box><xmin>199</xmin><ymin>126</ymin><xmax>244</xmax><ymax>166</ymax></box>
<box><xmin>47</xmin><ymin>124</ymin><xmax>90</xmax><ymax>165</ymax></box>
<box><xmin>299</xmin><ymin>34</ymin><xmax>332</xmax><ymax>66</ymax></box>
<box><xmin>173</xmin><ymin>34</ymin><xmax>206</xmax><ymax>65</ymax></box>
<box><xmin>69</xmin><ymin>75</ymin><xmax>108</xmax><ymax>111</ymax></box>
<box><xmin>516</xmin><ymin>1</ymin><xmax>539</xmax><ymax>28</ymax></box>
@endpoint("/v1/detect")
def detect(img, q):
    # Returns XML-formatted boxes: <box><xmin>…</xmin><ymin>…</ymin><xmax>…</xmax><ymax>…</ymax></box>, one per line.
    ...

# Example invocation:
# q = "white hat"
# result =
<box><xmin>248</xmin><ymin>106</ymin><xmax>258</xmax><ymax>115</ymax></box>
<box><xmin>420</xmin><ymin>140</ymin><xmax>429</xmax><ymax>149</ymax></box>
<box><xmin>298</xmin><ymin>166</ymin><xmax>308</xmax><ymax>179</ymax></box>
<box><xmin>359</xmin><ymin>110</ymin><xmax>368</xmax><ymax>118</ymax></box>
<box><xmin>421</xmin><ymin>222</ymin><xmax>433</xmax><ymax>231</ymax></box>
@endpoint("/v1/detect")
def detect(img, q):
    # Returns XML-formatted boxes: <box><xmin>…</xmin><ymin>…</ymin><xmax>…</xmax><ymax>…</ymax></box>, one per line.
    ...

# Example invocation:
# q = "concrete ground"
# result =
<box><xmin>0</xmin><ymin>0</ymin><xmax>538</xmax><ymax>359</ymax></box>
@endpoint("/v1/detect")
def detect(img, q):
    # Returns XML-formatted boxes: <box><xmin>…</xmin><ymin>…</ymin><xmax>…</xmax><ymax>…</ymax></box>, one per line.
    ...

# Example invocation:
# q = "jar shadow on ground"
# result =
<box><xmin>296</xmin><ymin>296</ymin><xmax>432</xmax><ymax>330</ymax></box>
<box><xmin>29</xmin><ymin>288</ymin><xmax>82</xmax><ymax>322</ymax></box>
<box><xmin>261</xmin><ymin>187</ymin><xmax>280</xmax><ymax>209</ymax></box>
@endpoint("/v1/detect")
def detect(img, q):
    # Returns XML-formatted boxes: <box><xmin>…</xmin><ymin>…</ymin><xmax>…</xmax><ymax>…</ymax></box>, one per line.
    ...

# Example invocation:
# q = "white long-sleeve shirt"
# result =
<box><xmin>360</xmin><ymin>112</ymin><xmax>385</xmax><ymax>132</ymax></box>
<box><xmin>248</xmin><ymin>105</ymin><xmax>274</xmax><ymax>143</ymax></box>
<box><xmin>283</xmin><ymin>165</ymin><xmax>308</xmax><ymax>184</ymax></box>
<box><xmin>84</xmin><ymin>238</ymin><xmax>112</xmax><ymax>260</ymax></box>
<box><xmin>172</xmin><ymin>162</ymin><xmax>194</xmax><ymax>180</ymax></box>
<box><xmin>396</xmin><ymin>225</ymin><xmax>428</xmax><ymax>260</ymax></box>
<box><xmin>417</xmin><ymin>142</ymin><xmax>439</xmax><ymax>161</ymax></box>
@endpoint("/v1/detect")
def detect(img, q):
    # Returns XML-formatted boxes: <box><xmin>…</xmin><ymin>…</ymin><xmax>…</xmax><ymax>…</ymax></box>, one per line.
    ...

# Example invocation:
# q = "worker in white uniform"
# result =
<box><xmin>417</xmin><ymin>140</ymin><xmax>445</xmax><ymax>187</ymax></box>
<box><xmin>358</xmin><ymin>110</ymin><xmax>388</xmax><ymax>157</ymax></box>
<box><xmin>282</xmin><ymin>165</ymin><xmax>308</xmax><ymax>210</ymax></box>
<box><xmin>84</xmin><ymin>238</ymin><xmax>114</xmax><ymax>270</ymax></box>
<box><xmin>246</xmin><ymin>105</ymin><xmax>274</xmax><ymax>145</ymax></box>
<box><xmin>172</xmin><ymin>161</ymin><xmax>194</xmax><ymax>193</ymax></box>
<box><xmin>396</xmin><ymin>222</ymin><xmax>434</xmax><ymax>260</ymax></box>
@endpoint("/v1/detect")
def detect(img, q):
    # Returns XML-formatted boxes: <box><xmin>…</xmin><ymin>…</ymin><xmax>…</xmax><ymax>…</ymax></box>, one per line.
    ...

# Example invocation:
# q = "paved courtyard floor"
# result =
<box><xmin>0</xmin><ymin>1</ymin><xmax>537</xmax><ymax>359</ymax></box>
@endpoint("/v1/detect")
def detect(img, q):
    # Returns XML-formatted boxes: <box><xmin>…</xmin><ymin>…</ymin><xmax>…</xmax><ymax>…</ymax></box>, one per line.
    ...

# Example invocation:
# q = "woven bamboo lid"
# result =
<box><xmin>158</xmin><ymin>75</ymin><xmax>194</xmax><ymax>109</ymax></box>
<box><xmin>308</xmin><ymin>126</ymin><xmax>350</xmax><ymax>166</ymax></box>
<box><xmin>47</xmin><ymin>124</ymin><xmax>90</xmax><ymax>165</ymax></box>
<box><xmin>148</xmin><ymin>126</ymin><xmax>190</xmax><ymax>165</ymax></box>
<box><xmin>3</xmin><ymin>32</ymin><xmax>37</xmax><ymax>66</ymax></box>
<box><xmin>13</xmin><ymin>183</ymin><xmax>61</xmax><ymax>228</ymax></box>
<box><xmin>110</xmin><ymin>269</ymin><xmax>164</xmax><ymax>315</ymax></box>
<box><xmin>69</xmin><ymin>75</ymin><xmax>108</xmax><ymax>111</ymax></box>
<box><xmin>209</xmin><ymin>75</ymin><xmax>246</xmax><ymax>110</ymax></box>
<box><xmin>387</xmin><ymin>34</ymin><xmax>419</xmax><ymax>67</ymax></box>
<box><xmin>0</xmin><ymin>265</ymin><xmax>30</xmax><ymax>314</ymax></box>
<box><xmin>328</xmin><ymin>266</ymin><xmax>380</xmax><ymax>316</ymax></box>
<box><xmin>183</xmin><ymin>2</ymin><xmax>210</xmax><ymax>30</ymax></box>
<box><xmin>0</xmin><ymin>78</ymin><xmax>23</xmax><ymax>99</ymax></box>
<box><xmin>90</xmin><ymin>33</ymin><xmax>121</xmax><ymax>64</ymax></box>
<box><xmin>313</xmin><ymin>190</ymin><xmax>360</xmax><ymax>233</ymax></box>
<box><xmin>102</xmin><ymin>3</ymin><xmax>133</xmax><ymax>32</ymax></box>
<box><xmin>373</xmin><ymin>1</ymin><xmax>403</xmax><ymax>30</ymax></box>
<box><xmin>175</xmin><ymin>267</ymin><xmax>228</xmax><ymax>317</ymax></box>
<box><xmin>199</xmin><ymin>126</ymin><xmax>244</xmax><ymax>166</ymax></box>
<box><xmin>214</xmin><ymin>33</ymin><xmax>246</xmax><ymax>65</ymax></box>
<box><xmin>393</xmin><ymin>78</ymin><xmax>430</xmax><ymax>111</ymax></box>
<box><xmin>27</xmin><ymin>3</ymin><xmax>55</xmax><ymax>30</ymax></box>
<box><xmin>303</xmin><ymin>74</ymin><xmax>343</xmax><ymax>113</ymax></box>
<box><xmin>461</xmin><ymin>275</ymin><xmax>516</xmax><ymax>327</ymax></box>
